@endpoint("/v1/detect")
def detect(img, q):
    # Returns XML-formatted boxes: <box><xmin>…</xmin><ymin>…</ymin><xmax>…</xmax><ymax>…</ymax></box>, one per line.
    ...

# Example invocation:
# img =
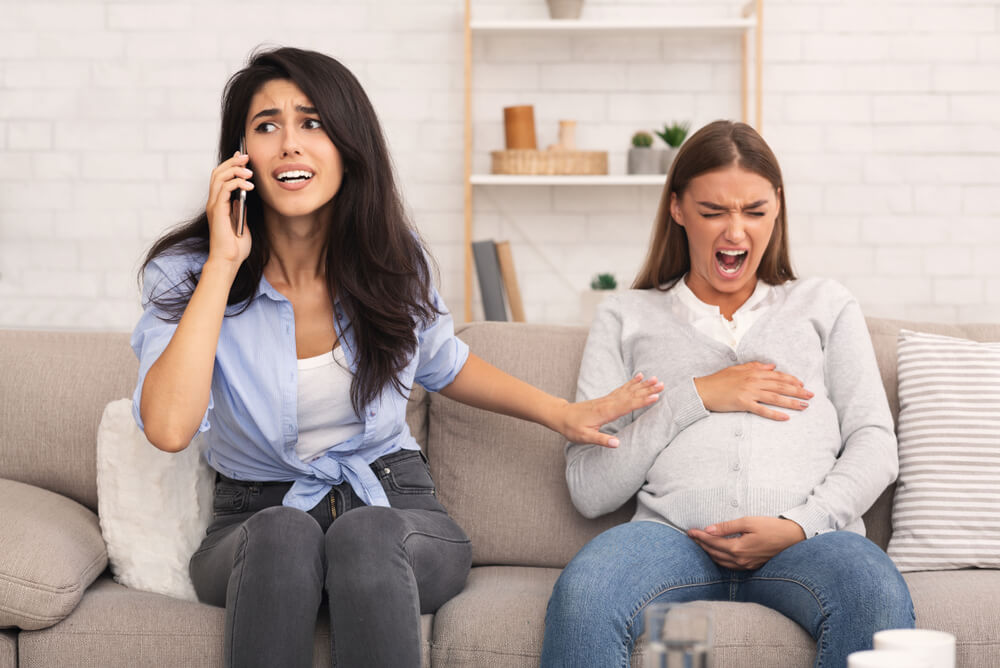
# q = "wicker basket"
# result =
<box><xmin>491</xmin><ymin>149</ymin><xmax>608</xmax><ymax>176</ymax></box>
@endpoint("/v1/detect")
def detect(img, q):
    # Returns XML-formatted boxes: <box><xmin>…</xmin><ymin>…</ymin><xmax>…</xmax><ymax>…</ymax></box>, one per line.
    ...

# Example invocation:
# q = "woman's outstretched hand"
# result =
<box><xmin>558</xmin><ymin>373</ymin><xmax>664</xmax><ymax>448</ymax></box>
<box><xmin>693</xmin><ymin>362</ymin><xmax>813</xmax><ymax>421</ymax></box>
<box><xmin>439</xmin><ymin>356</ymin><xmax>661</xmax><ymax>449</ymax></box>
<box><xmin>687</xmin><ymin>516</ymin><xmax>806</xmax><ymax>570</ymax></box>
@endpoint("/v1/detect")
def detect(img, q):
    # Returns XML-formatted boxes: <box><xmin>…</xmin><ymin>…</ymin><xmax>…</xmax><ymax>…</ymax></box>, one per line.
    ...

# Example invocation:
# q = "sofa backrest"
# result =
<box><xmin>0</xmin><ymin>330</ymin><xmax>137</xmax><ymax>512</ymax></box>
<box><xmin>4</xmin><ymin>317</ymin><xmax>999</xmax><ymax>562</ymax></box>
<box><xmin>429</xmin><ymin>323</ymin><xmax>634</xmax><ymax>569</ymax></box>
<box><xmin>436</xmin><ymin>318</ymin><xmax>1000</xmax><ymax>567</ymax></box>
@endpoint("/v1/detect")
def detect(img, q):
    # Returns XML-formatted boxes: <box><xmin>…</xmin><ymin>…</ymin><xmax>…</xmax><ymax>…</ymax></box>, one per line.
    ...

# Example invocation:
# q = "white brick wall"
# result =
<box><xmin>0</xmin><ymin>0</ymin><xmax>998</xmax><ymax>331</ymax></box>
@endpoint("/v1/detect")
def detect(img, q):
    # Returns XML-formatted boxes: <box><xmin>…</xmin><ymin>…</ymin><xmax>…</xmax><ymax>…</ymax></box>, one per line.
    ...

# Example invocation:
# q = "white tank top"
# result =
<box><xmin>295</xmin><ymin>346</ymin><xmax>364</xmax><ymax>463</ymax></box>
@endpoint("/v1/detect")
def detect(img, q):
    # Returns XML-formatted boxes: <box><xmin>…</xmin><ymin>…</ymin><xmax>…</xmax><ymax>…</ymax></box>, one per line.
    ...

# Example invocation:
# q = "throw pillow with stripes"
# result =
<box><xmin>887</xmin><ymin>329</ymin><xmax>1000</xmax><ymax>572</ymax></box>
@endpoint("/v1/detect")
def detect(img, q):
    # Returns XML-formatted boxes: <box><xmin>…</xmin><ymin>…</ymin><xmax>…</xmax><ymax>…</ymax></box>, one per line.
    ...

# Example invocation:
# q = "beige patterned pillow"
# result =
<box><xmin>887</xmin><ymin>329</ymin><xmax>1000</xmax><ymax>571</ymax></box>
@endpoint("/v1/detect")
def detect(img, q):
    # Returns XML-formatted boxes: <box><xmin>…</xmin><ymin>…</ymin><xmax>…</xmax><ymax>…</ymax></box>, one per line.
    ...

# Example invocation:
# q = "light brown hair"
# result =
<box><xmin>633</xmin><ymin>120</ymin><xmax>795</xmax><ymax>290</ymax></box>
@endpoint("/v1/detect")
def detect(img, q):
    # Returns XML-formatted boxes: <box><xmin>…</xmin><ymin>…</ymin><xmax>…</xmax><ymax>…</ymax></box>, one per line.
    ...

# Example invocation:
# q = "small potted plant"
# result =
<box><xmin>627</xmin><ymin>131</ymin><xmax>661</xmax><ymax>175</ymax></box>
<box><xmin>580</xmin><ymin>273</ymin><xmax>619</xmax><ymax>323</ymax></box>
<box><xmin>590</xmin><ymin>273</ymin><xmax>617</xmax><ymax>291</ymax></box>
<box><xmin>655</xmin><ymin>121</ymin><xmax>690</xmax><ymax>173</ymax></box>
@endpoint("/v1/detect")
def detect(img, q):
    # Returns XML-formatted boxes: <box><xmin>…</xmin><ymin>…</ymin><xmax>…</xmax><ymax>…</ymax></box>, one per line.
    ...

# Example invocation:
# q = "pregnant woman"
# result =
<box><xmin>541</xmin><ymin>120</ymin><xmax>914</xmax><ymax>668</ymax></box>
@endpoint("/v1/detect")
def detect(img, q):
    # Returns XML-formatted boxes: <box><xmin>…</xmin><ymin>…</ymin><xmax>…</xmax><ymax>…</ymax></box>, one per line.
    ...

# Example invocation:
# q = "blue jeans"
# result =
<box><xmin>541</xmin><ymin>521</ymin><xmax>914</xmax><ymax>668</ymax></box>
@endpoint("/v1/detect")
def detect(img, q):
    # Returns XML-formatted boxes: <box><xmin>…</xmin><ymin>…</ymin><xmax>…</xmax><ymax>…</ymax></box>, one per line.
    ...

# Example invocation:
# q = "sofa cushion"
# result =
<box><xmin>434</xmin><ymin>568</ymin><xmax>1000</xmax><ymax>668</ymax></box>
<box><xmin>432</xmin><ymin>323</ymin><xmax>633</xmax><ymax>568</ymax></box>
<box><xmin>0</xmin><ymin>330</ymin><xmax>138</xmax><ymax>512</ymax></box>
<box><xmin>18</xmin><ymin>576</ymin><xmax>223</xmax><ymax>668</ymax></box>
<box><xmin>18</xmin><ymin>576</ymin><xmax>433</xmax><ymax>667</ymax></box>
<box><xmin>888</xmin><ymin>330</ymin><xmax>1000</xmax><ymax>572</ymax></box>
<box><xmin>905</xmin><ymin>569</ymin><xmax>1000</xmax><ymax>667</ymax></box>
<box><xmin>431</xmin><ymin>566</ymin><xmax>559</xmax><ymax>667</ymax></box>
<box><xmin>0</xmin><ymin>630</ymin><xmax>15</xmax><ymax>668</ymax></box>
<box><xmin>862</xmin><ymin>318</ymin><xmax>1000</xmax><ymax>551</ymax></box>
<box><xmin>432</xmin><ymin>566</ymin><xmax>816</xmax><ymax>668</ymax></box>
<box><xmin>96</xmin><ymin>398</ymin><xmax>214</xmax><ymax>601</ymax></box>
<box><xmin>0</xmin><ymin>479</ymin><xmax>107</xmax><ymax>630</ymax></box>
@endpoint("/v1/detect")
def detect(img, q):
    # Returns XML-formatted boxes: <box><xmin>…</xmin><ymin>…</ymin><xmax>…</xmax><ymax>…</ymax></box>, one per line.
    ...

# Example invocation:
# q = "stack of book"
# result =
<box><xmin>471</xmin><ymin>240</ymin><xmax>525</xmax><ymax>322</ymax></box>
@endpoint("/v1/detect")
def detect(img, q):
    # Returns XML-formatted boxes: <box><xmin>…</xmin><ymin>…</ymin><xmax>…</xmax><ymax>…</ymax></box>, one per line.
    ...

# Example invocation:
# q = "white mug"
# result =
<box><xmin>873</xmin><ymin>629</ymin><xmax>956</xmax><ymax>668</ymax></box>
<box><xmin>847</xmin><ymin>649</ymin><xmax>931</xmax><ymax>668</ymax></box>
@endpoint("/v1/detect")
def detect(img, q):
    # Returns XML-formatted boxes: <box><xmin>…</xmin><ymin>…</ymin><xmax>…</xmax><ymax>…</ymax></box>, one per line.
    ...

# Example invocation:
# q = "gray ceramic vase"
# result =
<box><xmin>628</xmin><ymin>147</ymin><xmax>663</xmax><ymax>175</ymax></box>
<box><xmin>661</xmin><ymin>146</ymin><xmax>680</xmax><ymax>174</ymax></box>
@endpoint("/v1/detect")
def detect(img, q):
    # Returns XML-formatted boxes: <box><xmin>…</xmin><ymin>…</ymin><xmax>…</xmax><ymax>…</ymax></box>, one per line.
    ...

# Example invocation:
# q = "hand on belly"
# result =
<box><xmin>687</xmin><ymin>516</ymin><xmax>806</xmax><ymax>570</ymax></box>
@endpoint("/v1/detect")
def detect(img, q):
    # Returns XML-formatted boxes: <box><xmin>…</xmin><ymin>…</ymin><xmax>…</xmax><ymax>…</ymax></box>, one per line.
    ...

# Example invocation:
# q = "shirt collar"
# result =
<box><xmin>253</xmin><ymin>273</ymin><xmax>343</xmax><ymax>310</ymax></box>
<box><xmin>254</xmin><ymin>273</ymin><xmax>286</xmax><ymax>302</ymax></box>
<box><xmin>673</xmin><ymin>273</ymin><xmax>773</xmax><ymax>322</ymax></box>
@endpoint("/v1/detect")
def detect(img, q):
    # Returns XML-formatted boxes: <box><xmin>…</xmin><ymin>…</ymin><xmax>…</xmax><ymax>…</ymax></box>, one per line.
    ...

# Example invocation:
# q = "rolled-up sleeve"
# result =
<box><xmin>413</xmin><ymin>289</ymin><xmax>470</xmax><ymax>392</ymax></box>
<box><xmin>130</xmin><ymin>256</ymin><xmax>212</xmax><ymax>433</ymax></box>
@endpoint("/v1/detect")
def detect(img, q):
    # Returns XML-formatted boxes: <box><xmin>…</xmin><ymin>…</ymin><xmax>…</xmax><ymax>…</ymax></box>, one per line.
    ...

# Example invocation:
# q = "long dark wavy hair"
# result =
<box><xmin>139</xmin><ymin>47</ymin><xmax>440</xmax><ymax>414</ymax></box>
<box><xmin>633</xmin><ymin>120</ymin><xmax>795</xmax><ymax>290</ymax></box>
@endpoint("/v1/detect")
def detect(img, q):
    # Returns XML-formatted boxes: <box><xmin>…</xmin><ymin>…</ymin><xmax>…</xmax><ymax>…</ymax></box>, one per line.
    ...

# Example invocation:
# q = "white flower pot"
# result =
<box><xmin>580</xmin><ymin>289</ymin><xmax>617</xmax><ymax>324</ymax></box>
<box><xmin>547</xmin><ymin>0</ymin><xmax>584</xmax><ymax>19</ymax></box>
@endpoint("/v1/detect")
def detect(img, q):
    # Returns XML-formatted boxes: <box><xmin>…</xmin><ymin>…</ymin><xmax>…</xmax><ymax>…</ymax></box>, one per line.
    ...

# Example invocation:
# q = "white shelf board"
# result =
<box><xmin>470</xmin><ymin>18</ymin><xmax>755</xmax><ymax>35</ymax></box>
<box><xmin>471</xmin><ymin>174</ymin><xmax>665</xmax><ymax>186</ymax></box>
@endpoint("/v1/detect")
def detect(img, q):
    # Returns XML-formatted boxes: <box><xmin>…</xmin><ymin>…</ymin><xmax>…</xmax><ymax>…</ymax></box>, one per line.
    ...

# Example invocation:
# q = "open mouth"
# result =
<box><xmin>715</xmin><ymin>249</ymin><xmax>748</xmax><ymax>275</ymax></box>
<box><xmin>275</xmin><ymin>170</ymin><xmax>314</xmax><ymax>184</ymax></box>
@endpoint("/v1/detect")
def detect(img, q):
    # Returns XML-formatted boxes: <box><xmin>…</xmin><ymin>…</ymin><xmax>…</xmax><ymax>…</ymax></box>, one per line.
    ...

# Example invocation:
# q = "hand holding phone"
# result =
<box><xmin>204</xmin><ymin>143</ymin><xmax>252</xmax><ymax>269</ymax></box>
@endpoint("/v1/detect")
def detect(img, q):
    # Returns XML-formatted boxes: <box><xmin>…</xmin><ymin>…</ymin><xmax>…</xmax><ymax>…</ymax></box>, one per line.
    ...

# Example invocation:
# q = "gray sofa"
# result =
<box><xmin>2</xmin><ymin>318</ymin><xmax>999</xmax><ymax>667</ymax></box>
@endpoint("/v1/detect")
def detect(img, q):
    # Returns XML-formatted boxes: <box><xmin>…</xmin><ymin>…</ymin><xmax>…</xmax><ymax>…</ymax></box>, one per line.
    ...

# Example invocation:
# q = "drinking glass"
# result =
<box><xmin>643</xmin><ymin>602</ymin><xmax>713</xmax><ymax>668</ymax></box>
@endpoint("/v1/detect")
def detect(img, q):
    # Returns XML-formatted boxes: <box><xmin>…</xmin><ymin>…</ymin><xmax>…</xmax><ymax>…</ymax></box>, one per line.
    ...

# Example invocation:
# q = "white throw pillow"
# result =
<box><xmin>96</xmin><ymin>398</ymin><xmax>214</xmax><ymax>600</ymax></box>
<box><xmin>887</xmin><ymin>330</ymin><xmax>1000</xmax><ymax>572</ymax></box>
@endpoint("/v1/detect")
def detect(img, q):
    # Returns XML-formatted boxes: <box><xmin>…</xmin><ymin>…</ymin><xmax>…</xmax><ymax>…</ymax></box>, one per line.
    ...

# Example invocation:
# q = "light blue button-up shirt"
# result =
<box><xmin>130</xmin><ymin>251</ymin><xmax>470</xmax><ymax>511</ymax></box>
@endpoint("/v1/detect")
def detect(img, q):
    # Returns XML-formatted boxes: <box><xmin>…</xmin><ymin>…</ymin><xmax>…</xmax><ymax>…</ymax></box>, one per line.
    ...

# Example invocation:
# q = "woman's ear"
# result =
<box><xmin>670</xmin><ymin>192</ymin><xmax>685</xmax><ymax>227</ymax></box>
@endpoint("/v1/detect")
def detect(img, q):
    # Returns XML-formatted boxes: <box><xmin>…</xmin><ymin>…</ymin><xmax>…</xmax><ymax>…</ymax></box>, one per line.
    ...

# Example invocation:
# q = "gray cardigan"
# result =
<box><xmin>566</xmin><ymin>277</ymin><xmax>898</xmax><ymax>539</ymax></box>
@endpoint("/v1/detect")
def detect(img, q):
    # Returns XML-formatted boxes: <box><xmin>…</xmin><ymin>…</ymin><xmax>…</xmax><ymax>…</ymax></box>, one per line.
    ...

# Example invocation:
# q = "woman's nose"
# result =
<box><xmin>280</xmin><ymin>128</ymin><xmax>302</xmax><ymax>157</ymax></box>
<box><xmin>724</xmin><ymin>216</ymin><xmax>747</xmax><ymax>242</ymax></box>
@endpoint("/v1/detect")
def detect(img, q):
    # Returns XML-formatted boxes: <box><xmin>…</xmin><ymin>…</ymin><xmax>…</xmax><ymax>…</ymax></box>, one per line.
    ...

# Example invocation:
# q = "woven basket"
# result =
<box><xmin>491</xmin><ymin>149</ymin><xmax>608</xmax><ymax>176</ymax></box>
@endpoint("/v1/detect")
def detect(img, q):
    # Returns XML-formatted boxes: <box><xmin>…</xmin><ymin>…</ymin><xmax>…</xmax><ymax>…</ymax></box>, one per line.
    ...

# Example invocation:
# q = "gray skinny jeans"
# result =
<box><xmin>189</xmin><ymin>449</ymin><xmax>472</xmax><ymax>668</ymax></box>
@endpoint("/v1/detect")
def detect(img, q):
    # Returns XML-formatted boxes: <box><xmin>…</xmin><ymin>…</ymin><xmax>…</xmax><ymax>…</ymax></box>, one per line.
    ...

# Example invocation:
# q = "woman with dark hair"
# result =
<box><xmin>541</xmin><ymin>120</ymin><xmax>914</xmax><ymax>667</ymax></box>
<box><xmin>131</xmin><ymin>47</ymin><xmax>660</xmax><ymax>668</ymax></box>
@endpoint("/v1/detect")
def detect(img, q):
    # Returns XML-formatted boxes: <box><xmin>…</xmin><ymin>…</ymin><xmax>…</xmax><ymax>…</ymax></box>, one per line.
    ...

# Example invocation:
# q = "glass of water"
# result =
<box><xmin>643</xmin><ymin>602</ymin><xmax>714</xmax><ymax>668</ymax></box>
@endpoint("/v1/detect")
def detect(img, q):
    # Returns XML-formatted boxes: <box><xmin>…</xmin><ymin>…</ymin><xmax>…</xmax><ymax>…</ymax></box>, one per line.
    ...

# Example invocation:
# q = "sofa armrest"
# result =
<box><xmin>0</xmin><ymin>479</ymin><xmax>107</xmax><ymax>630</ymax></box>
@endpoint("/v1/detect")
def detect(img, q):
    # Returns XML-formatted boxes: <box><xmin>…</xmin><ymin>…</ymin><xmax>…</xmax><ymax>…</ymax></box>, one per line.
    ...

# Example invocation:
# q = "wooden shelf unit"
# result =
<box><xmin>470</xmin><ymin>18</ymin><xmax>756</xmax><ymax>34</ymax></box>
<box><xmin>470</xmin><ymin>174</ymin><xmax>667</xmax><ymax>187</ymax></box>
<box><xmin>462</xmin><ymin>0</ymin><xmax>764</xmax><ymax>321</ymax></box>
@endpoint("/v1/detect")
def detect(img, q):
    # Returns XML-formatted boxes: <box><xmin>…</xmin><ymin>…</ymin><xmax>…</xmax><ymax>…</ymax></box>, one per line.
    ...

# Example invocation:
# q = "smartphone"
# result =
<box><xmin>231</xmin><ymin>137</ymin><xmax>248</xmax><ymax>237</ymax></box>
